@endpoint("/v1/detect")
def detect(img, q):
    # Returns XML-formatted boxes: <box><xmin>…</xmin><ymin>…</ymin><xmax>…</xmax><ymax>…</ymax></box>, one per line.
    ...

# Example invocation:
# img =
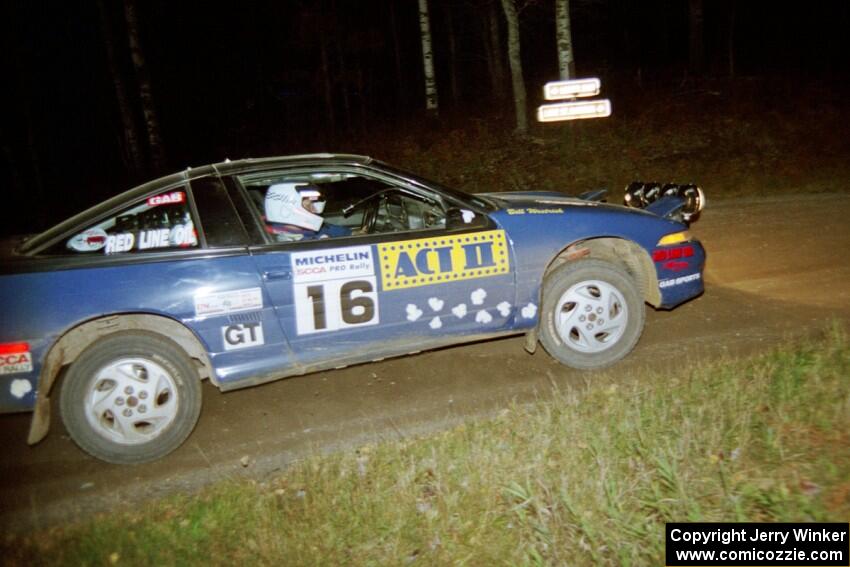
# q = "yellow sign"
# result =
<box><xmin>378</xmin><ymin>230</ymin><xmax>510</xmax><ymax>291</ymax></box>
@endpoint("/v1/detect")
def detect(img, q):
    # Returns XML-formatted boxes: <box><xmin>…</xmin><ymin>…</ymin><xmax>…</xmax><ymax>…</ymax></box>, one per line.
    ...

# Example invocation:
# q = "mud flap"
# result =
<box><xmin>524</xmin><ymin>327</ymin><xmax>538</xmax><ymax>354</ymax></box>
<box><xmin>27</xmin><ymin>394</ymin><xmax>50</xmax><ymax>445</ymax></box>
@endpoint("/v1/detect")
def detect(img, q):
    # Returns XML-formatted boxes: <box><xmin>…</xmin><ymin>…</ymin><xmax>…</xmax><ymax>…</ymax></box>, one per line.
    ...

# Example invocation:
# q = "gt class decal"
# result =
<box><xmin>378</xmin><ymin>230</ymin><xmax>510</xmax><ymax>291</ymax></box>
<box><xmin>291</xmin><ymin>246</ymin><xmax>379</xmax><ymax>335</ymax></box>
<box><xmin>222</xmin><ymin>322</ymin><xmax>265</xmax><ymax>351</ymax></box>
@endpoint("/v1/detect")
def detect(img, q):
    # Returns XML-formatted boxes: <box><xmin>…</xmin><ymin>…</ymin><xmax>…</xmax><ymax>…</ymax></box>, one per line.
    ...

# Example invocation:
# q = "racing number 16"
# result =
<box><xmin>295</xmin><ymin>278</ymin><xmax>379</xmax><ymax>334</ymax></box>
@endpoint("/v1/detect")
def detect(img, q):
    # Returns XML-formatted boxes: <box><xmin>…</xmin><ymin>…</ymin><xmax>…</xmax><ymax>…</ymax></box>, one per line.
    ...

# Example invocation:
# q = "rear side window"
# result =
<box><xmin>55</xmin><ymin>187</ymin><xmax>199</xmax><ymax>255</ymax></box>
<box><xmin>190</xmin><ymin>177</ymin><xmax>247</xmax><ymax>247</ymax></box>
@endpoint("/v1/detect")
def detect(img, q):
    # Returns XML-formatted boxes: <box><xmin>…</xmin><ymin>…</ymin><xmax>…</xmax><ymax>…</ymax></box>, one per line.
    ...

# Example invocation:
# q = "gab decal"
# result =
<box><xmin>378</xmin><ymin>230</ymin><xmax>510</xmax><ymax>291</ymax></box>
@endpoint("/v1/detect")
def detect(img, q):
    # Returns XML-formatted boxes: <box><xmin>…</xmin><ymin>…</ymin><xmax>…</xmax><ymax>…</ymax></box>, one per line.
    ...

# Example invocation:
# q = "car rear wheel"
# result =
<box><xmin>539</xmin><ymin>259</ymin><xmax>645</xmax><ymax>369</ymax></box>
<box><xmin>60</xmin><ymin>331</ymin><xmax>202</xmax><ymax>464</ymax></box>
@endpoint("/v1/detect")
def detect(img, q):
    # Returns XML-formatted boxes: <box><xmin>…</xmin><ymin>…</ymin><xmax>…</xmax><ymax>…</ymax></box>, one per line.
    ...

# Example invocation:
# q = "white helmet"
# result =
<box><xmin>265</xmin><ymin>183</ymin><xmax>326</xmax><ymax>231</ymax></box>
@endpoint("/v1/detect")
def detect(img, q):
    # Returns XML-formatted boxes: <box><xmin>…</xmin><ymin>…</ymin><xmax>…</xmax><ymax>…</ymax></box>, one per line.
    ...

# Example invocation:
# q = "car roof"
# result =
<box><xmin>18</xmin><ymin>154</ymin><xmax>373</xmax><ymax>254</ymax></box>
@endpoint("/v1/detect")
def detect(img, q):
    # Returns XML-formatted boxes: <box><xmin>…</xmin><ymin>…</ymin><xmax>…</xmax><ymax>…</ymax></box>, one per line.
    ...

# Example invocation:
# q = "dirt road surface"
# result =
<box><xmin>2</xmin><ymin>193</ymin><xmax>849</xmax><ymax>533</ymax></box>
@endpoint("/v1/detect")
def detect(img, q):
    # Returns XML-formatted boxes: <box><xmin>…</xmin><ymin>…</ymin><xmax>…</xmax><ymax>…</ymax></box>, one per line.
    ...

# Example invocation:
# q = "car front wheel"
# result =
<box><xmin>60</xmin><ymin>331</ymin><xmax>202</xmax><ymax>464</ymax></box>
<box><xmin>539</xmin><ymin>259</ymin><xmax>645</xmax><ymax>370</ymax></box>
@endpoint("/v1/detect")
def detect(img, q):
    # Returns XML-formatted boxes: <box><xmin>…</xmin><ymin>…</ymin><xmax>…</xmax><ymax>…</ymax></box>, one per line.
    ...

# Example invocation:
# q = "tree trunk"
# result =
<box><xmin>97</xmin><ymin>0</ymin><xmax>143</xmax><ymax>176</ymax></box>
<box><xmin>356</xmin><ymin>65</ymin><xmax>367</xmax><ymax>132</ymax></box>
<box><xmin>418</xmin><ymin>0</ymin><xmax>439</xmax><ymax>114</ymax></box>
<box><xmin>727</xmin><ymin>2</ymin><xmax>736</xmax><ymax>78</ymax></box>
<box><xmin>555</xmin><ymin>0</ymin><xmax>576</xmax><ymax>80</ymax></box>
<box><xmin>124</xmin><ymin>0</ymin><xmax>166</xmax><ymax>172</ymax></box>
<box><xmin>444</xmin><ymin>3</ymin><xmax>460</xmax><ymax>106</ymax></box>
<box><xmin>484</xmin><ymin>0</ymin><xmax>507</xmax><ymax>100</ymax></box>
<box><xmin>500</xmin><ymin>0</ymin><xmax>527</xmax><ymax>133</ymax></box>
<box><xmin>389</xmin><ymin>1</ymin><xmax>406</xmax><ymax>111</ymax></box>
<box><xmin>688</xmin><ymin>0</ymin><xmax>705</xmax><ymax>76</ymax></box>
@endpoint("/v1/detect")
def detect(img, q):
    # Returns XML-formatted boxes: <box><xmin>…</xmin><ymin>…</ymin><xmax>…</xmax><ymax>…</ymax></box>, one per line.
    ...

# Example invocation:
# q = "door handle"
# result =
<box><xmin>262</xmin><ymin>270</ymin><xmax>291</xmax><ymax>281</ymax></box>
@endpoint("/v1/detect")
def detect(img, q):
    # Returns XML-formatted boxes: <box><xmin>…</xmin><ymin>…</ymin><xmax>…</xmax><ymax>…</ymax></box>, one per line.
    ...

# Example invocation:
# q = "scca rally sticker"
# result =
<box><xmin>378</xmin><ymin>230</ymin><xmax>510</xmax><ymax>291</ymax></box>
<box><xmin>222</xmin><ymin>322</ymin><xmax>264</xmax><ymax>351</ymax></box>
<box><xmin>291</xmin><ymin>245</ymin><xmax>379</xmax><ymax>335</ymax></box>
<box><xmin>0</xmin><ymin>347</ymin><xmax>33</xmax><ymax>376</ymax></box>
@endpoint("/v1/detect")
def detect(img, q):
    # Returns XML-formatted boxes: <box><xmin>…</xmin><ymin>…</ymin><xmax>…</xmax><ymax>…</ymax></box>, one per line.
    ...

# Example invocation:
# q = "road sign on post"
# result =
<box><xmin>537</xmin><ymin>77</ymin><xmax>611</xmax><ymax>123</ymax></box>
<box><xmin>543</xmin><ymin>78</ymin><xmax>600</xmax><ymax>100</ymax></box>
<box><xmin>537</xmin><ymin>100</ymin><xmax>611</xmax><ymax>122</ymax></box>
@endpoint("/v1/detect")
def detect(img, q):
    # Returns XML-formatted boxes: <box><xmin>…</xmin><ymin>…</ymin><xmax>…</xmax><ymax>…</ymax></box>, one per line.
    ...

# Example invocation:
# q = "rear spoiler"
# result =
<box><xmin>623</xmin><ymin>181</ymin><xmax>705</xmax><ymax>225</ymax></box>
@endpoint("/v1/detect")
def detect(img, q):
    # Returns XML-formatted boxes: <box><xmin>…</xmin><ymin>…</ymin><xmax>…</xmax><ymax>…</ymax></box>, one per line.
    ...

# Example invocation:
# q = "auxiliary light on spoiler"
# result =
<box><xmin>624</xmin><ymin>181</ymin><xmax>706</xmax><ymax>224</ymax></box>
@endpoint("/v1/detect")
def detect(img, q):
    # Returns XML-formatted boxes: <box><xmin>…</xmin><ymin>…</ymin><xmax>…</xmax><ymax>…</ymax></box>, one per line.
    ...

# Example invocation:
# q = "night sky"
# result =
<box><xmin>3</xmin><ymin>1</ymin><xmax>849</xmax><ymax>237</ymax></box>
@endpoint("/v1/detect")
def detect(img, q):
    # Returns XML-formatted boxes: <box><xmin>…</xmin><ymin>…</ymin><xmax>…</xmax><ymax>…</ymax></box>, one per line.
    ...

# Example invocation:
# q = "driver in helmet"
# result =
<box><xmin>264</xmin><ymin>182</ymin><xmax>351</xmax><ymax>241</ymax></box>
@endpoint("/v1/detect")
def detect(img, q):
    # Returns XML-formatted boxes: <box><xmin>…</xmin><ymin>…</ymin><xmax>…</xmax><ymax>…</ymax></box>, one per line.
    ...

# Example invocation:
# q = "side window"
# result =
<box><xmin>238</xmin><ymin>171</ymin><xmax>446</xmax><ymax>243</ymax></box>
<box><xmin>59</xmin><ymin>187</ymin><xmax>198</xmax><ymax>255</ymax></box>
<box><xmin>190</xmin><ymin>177</ymin><xmax>247</xmax><ymax>247</ymax></box>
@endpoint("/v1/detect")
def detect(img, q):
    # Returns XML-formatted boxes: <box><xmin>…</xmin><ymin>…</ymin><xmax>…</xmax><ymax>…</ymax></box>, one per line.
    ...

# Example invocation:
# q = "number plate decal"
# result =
<box><xmin>291</xmin><ymin>246</ymin><xmax>379</xmax><ymax>335</ymax></box>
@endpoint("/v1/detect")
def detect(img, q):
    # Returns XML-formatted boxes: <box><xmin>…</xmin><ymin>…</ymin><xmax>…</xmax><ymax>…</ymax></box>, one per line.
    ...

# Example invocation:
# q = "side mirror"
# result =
<box><xmin>446</xmin><ymin>207</ymin><xmax>485</xmax><ymax>230</ymax></box>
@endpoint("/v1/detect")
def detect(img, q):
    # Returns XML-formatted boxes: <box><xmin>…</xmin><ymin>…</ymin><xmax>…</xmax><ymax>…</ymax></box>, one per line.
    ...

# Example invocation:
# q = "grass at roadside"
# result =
<box><xmin>7</xmin><ymin>323</ymin><xmax>849</xmax><ymax>566</ymax></box>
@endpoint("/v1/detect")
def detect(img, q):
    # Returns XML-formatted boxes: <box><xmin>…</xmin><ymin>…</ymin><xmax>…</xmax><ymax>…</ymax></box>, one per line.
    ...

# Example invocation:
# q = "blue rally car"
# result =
<box><xmin>0</xmin><ymin>155</ymin><xmax>705</xmax><ymax>463</ymax></box>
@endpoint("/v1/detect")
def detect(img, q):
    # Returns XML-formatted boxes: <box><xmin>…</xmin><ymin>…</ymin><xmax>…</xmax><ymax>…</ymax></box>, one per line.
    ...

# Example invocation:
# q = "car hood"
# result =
<box><xmin>479</xmin><ymin>190</ymin><xmax>628</xmax><ymax>212</ymax></box>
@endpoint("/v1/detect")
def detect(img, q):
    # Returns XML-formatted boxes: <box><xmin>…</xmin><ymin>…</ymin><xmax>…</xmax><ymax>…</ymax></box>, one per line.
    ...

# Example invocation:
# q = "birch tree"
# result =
<box><xmin>418</xmin><ymin>0</ymin><xmax>439</xmax><ymax>115</ymax></box>
<box><xmin>500</xmin><ymin>0</ymin><xmax>527</xmax><ymax>133</ymax></box>
<box><xmin>389</xmin><ymin>1</ymin><xmax>406</xmax><ymax>110</ymax></box>
<box><xmin>555</xmin><ymin>0</ymin><xmax>576</xmax><ymax>79</ymax></box>
<box><xmin>124</xmin><ymin>0</ymin><xmax>166</xmax><ymax>172</ymax></box>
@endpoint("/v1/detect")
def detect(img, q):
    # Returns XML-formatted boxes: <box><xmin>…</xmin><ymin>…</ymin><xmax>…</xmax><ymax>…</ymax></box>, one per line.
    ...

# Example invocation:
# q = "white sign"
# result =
<box><xmin>194</xmin><ymin>287</ymin><xmax>263</xmax><ymax>317</ymax></box>
<box><xmin>537</xmin><ymin>99</ymin><xmax>612</xmax><ymax>122</ymax></box>
<box><xmin>543</xmin><ymin>78</ymin><xmax>601</xmax><ymax>100</ymax></box>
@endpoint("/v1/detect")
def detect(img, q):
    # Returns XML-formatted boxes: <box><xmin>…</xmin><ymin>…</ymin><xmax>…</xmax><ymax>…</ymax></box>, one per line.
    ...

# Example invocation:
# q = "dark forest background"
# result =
<box><xmin>4</xmin><ymin>1</ymin><xmax>850</xmax><ymax>238</ymax></box>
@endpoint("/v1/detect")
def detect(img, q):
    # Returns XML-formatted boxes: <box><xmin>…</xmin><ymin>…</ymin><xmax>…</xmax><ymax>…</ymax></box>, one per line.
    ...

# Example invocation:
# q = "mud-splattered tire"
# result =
<box><xmin>60</xmin><ymin>332</ymin><xmax>202</xmax><ymax>464</ymax></box>
<box><xmin>539</xmin><ymin>259</ymin><xmax>645</xmax><ymax>370</ymax></box>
